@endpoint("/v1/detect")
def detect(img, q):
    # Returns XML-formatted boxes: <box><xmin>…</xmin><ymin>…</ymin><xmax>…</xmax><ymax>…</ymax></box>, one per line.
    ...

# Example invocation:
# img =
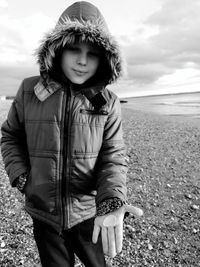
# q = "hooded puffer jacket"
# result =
<box><xmin>1</xmin><ymin>1</ymin><xmax>127</xmax><ymax>230</ymax></box>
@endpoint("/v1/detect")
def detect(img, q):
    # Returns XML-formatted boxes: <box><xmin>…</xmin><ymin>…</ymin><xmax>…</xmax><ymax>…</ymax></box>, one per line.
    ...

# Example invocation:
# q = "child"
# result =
<box><xmin>1</xmin><ymin>1</ymin><xmax>142</xmax><ymax>266</ymax></box>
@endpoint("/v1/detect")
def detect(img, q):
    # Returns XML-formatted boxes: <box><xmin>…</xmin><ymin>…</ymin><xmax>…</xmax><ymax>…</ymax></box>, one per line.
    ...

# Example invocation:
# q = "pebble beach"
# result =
<box><xmin>0</xmin><ymin>100</ymin><xmax>200</xmax><ymax>266</ymax></box>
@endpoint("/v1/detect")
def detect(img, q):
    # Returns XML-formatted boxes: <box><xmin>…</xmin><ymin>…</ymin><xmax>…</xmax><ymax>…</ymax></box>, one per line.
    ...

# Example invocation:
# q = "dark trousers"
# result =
<box><xmin>33</xmin><ymin>218</ymin><xmax>107</xmax><ymax>267</ymax></box>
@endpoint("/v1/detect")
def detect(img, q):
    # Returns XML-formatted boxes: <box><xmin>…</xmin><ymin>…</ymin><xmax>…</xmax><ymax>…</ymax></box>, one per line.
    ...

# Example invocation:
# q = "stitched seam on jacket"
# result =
<box><xmin>25</xmin><ymin>120</ymin><xmax>60</xmax><ymax>124</ymax></box>
<box><xmin>102</xmin><ymin>140</ymin><xmax>124</xmax><ymax>145</ymax></box>
<box><xmin>72</xmin><ymin>122</ymin><xmax>104</xmax><ymax>128</ymax></box>
<box><xmin>29</xmin><ymin>149</ymin><xmax>59</xmax><ymax>154</ymax></box>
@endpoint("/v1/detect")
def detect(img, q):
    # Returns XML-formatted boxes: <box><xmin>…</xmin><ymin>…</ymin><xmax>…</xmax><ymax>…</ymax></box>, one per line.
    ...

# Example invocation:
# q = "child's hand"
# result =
<box><xmin>92</xmin><ymin>205</ymin><xmax>143</xmax><ymax>258</ymax></box>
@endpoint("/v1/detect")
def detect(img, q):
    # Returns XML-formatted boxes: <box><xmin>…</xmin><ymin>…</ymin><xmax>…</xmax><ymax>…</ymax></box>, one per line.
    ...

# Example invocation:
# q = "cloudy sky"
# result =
<box><xmin>0</xmin><ymin>0</ymin><xmax>200</xmax><ymax>97</ymax></box>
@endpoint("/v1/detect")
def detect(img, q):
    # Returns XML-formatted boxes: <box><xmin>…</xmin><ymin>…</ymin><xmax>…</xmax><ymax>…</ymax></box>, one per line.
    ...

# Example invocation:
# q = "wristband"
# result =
<box><xmin>16</xmin><ymin>173</ymin><xmax>28</xmax><ymax>192</ymax></box>
<box><xmin>96</xmin><ymin>197</ymin><xmax>125</xmax><ymax>217</ymax></box>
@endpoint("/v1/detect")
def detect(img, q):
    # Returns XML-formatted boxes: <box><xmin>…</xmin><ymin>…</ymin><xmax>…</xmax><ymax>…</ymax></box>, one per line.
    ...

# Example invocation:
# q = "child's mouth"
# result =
<box><xmin>73</xmin><ymin>69</ymin><xmax>87</xmax><ymax>76</ymax></box>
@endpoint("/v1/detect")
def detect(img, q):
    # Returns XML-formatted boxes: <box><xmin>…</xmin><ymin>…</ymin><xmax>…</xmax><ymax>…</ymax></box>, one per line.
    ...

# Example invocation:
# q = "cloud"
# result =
<box><xmin>0</xmin><ymin>11</ymin><xmax>54</xmax><ymax>95</ymax></box>
<box><xmin>121</xmin><ymin>0</ymin><xmax>200</xmax><ymax>87</ymax></box>
<box><xmin>0</xmin><ymin>0</ymin><xmax>8</xmax><ymax>8</ymax></box>
<box><xmin>127</xmin><ymin>64</ymin><xmax>172</xmax><ymax>84</ymax></box>
<box><xmin>0</xmin><ymin>11</ymin><xmax>53</xmax><ymax>94</ymax></box>
<box><xmin>0</xmin><ymin>12</ymin><xmax>54</xmax><ymax>66</ymax></box>
<box><xmin>147</xmin><ymin>0</ymin><xmax>200</xmax><ymax>65</ymax></box>
<box><xmin>0</xmin><ymin>65</ymin><xmax>38</xmax><ymax>96</ymax></box>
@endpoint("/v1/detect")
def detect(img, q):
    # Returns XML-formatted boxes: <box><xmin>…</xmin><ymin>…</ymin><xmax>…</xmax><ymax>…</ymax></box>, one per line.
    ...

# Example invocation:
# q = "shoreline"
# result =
<box><xmin>122</xmin><ymin>105</ymin><xmax>200</xmax><ymax>128</ymax></box>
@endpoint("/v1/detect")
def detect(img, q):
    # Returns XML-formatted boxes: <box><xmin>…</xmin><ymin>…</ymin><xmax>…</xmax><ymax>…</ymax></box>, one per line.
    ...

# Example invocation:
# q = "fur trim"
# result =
<box><xmin>35</xmin><ymin>18</ymin><xmax>122</xmax><ymax>85</ymax></box>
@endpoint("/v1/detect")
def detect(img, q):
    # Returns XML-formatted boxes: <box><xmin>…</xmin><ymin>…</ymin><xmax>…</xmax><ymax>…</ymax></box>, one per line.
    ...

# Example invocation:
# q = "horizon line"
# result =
<box><xmin>1</xmin><ymin>90</ymin><xmax>200</xmax><ymax>101</ymax></box>
<box><xmin>120</xmin><ymin>90</ymin><xmax>200</xmax><ymax>99</ymax></box>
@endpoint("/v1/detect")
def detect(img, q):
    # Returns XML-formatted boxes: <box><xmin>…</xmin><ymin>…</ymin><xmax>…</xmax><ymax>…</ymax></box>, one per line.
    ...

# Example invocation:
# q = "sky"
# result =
<box><xmin>0</xmin><ymin>0</ymin><xmax>200</xmax><ymax>97</ymax></box>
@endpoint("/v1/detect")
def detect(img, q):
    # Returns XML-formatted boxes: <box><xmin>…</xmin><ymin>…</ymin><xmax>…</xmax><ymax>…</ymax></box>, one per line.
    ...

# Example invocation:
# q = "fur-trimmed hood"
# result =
<box><xmin>35</xmin><ymin>1</ymin><xmax>122</xmax><ymax>90</ymax></box>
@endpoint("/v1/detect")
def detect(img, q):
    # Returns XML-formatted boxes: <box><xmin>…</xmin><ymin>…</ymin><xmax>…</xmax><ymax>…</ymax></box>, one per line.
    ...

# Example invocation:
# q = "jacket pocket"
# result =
<box><xmin>70</xmin><ymin>151</ymin><xmax>98</xmax><ymax>193</ymax></box>
<box><xmin>25</xmin><ymin>155</ymin><xmax>57</xmax><ymax>214</ymax></box>
<box><xmin>80</xmin><ymin>109</ymin><xmax>108</xmax><ymax>116</ymax></box>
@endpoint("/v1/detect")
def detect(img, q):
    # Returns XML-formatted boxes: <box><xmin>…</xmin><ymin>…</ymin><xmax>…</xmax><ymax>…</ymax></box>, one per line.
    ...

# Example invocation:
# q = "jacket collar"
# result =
<box><xmin>34</xmin><ymin>76</ymin><xmax>63</xmax><ymax>102</ymax></box>
<box><xmin>34</xmin><ymin>76</ymin><xmax>107</xmax><ymax>110</ymax></box>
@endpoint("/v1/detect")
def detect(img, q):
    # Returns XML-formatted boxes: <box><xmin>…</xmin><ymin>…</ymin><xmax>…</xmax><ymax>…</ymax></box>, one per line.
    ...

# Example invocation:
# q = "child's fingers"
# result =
<box><xmin>115</xmin><ymin>222</ymin><xmax>123</xmax><ymax>254</ymax></box>
<box><xmin>92</xmin><ymin>224</ymin><xmax>101</xmax><ymax>244</ymax></box>
<box><xmin>101</xmin><ymin>226</ymin><xmax>108</xmax><ymax>255</ymax></box>
<box><xmin>124</xmin><ymin>205</ymin><xmax>143</xmax><ymax>218</ymax></box>
<box><xmin>107</xmin><ymin>226</ymin><xmax>116</xmax><ymax>258</ymax></box>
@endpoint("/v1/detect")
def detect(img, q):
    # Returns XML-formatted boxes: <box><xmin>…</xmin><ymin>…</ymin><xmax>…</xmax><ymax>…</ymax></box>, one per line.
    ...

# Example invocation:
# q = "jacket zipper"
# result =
<box><xmin>60</xmin><ymin>90</ymin><xmax>67</xmax><ymax>230</ymax></box>
<box><xmin>61</xmin><ymin>86</ymin><xmax>73</xmax><ymax>230</ymax></box>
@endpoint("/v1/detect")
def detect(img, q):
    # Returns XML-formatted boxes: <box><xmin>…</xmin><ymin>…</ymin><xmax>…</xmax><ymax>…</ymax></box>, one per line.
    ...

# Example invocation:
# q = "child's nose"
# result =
<box><xmin>77</xmin><ymin>52</ymin><xmax>87</xmax><ymax>66</ymax></box>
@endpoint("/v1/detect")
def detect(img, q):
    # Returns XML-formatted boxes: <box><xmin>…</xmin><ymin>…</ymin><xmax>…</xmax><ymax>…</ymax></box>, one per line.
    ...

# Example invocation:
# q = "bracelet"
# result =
<box><xmin>16</xmin><ymin>173</ymin><xmax>28</xmax><ymax>192</ymax></box>
<box><xmin>96</xmin><ymin>197</ymin><xmax>125</xmax><ymax>217</ymax></box>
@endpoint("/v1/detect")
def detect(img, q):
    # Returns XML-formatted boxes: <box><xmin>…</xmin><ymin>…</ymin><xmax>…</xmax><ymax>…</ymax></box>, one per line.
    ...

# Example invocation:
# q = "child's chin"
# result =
<box><xmin>72</xmin><ymin>79</ymin><xmax>87</xmax><ymax>85</ymax></box>
<box><xmin>68</xmin><ymin>75</ymin><xmax>92</xmax><ymax>86</ymax></box>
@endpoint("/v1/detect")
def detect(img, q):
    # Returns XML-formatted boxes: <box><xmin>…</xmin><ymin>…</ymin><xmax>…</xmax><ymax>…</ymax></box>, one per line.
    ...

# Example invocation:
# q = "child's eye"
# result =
<box><xmin>66</xmin><ymin>46</ymin><xmax>79</xmax><ymax>52</ymax></box>
<box><xmin>88</xmin><ymin>51</ymin><xmax>100</xmax><ymax>57</ymax></box>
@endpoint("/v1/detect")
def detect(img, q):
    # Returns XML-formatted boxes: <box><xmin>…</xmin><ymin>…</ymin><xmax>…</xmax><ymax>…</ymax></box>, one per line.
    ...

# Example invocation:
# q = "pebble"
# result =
<box><xmin>173</xmin><ymin>237</ymin><xmax>178</xmax><ymax>244</ymax></box>
<box><xmin>184</xmin><ymin>194</ymin><xmax>192</xmax><ymax>199</ymax></box>
<box><xmin>125</xmin><ymin>225</ymin><xmax>136</xmax><ymax>232</ymax></box>
<box><xmin>191</xmin><ymin>205</ymin><xmax>199</xmax><ymax>210</ymax></box>
<box><xmin>148</xmin><ymin>243</ymin><xmax>153</xmax><ymax>250</ymax></box>
<box><xmin>1</xmin><ymin>241</ymin><xmax>6</xmax><ymax>248</ymax></box>
<box><xmin>182</xmin><ymin>224</ymin><xmax>188</xmax><ymax>230</ymax></box>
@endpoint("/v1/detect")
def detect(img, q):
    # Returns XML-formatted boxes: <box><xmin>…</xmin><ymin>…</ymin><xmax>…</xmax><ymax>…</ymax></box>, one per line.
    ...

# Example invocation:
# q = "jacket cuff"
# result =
<box><xmin>96</xmin><ymin>197</ymin><xmax>125</xmax><ymax>217</ymax></box>
<box><xmin>15</xmin><ymin>172</ymin><xmax>28</xmax><ymax>193</ymax></box>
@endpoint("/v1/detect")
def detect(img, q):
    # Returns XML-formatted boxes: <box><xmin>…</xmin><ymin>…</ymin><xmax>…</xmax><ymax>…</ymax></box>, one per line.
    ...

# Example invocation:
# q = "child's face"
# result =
<box><xmin>61</xmin><ymin>42</ymin><xmax>101</xmax><ymax>85</ymax></box>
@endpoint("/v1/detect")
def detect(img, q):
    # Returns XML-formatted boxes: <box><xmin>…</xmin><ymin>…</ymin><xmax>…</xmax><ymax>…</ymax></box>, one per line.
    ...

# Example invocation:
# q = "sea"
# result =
<box><xmin>122</xmin><ymin>92</ymin><xmax>200</xmax><ymax>121</ymax></box>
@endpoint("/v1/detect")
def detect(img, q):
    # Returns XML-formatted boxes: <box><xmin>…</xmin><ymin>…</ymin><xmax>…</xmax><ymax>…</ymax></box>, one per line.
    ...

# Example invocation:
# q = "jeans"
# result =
<box><xmin>33</xmin><ymin>217</ymin><xmax>107</xmax><ymax>267</ymax></box>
